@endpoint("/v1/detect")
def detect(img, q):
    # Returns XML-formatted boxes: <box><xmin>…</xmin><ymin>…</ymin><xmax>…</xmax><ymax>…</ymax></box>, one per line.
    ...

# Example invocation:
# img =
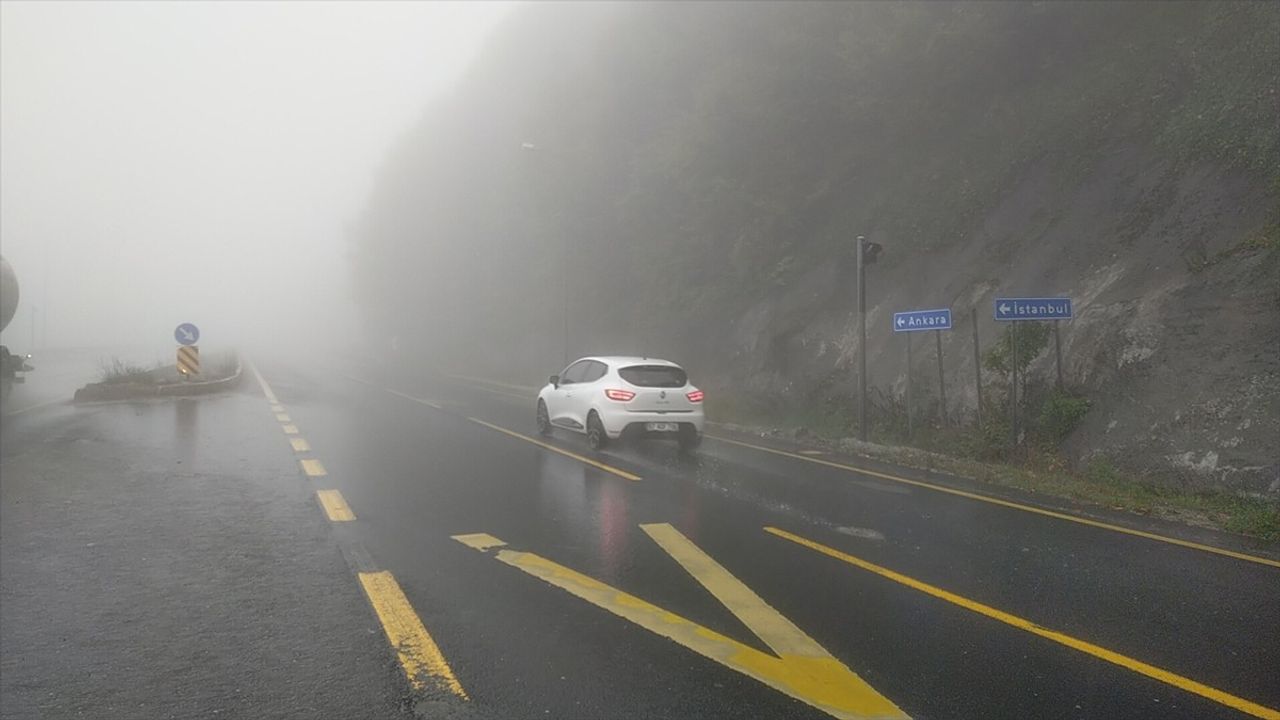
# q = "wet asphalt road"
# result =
<box><xmin>2</xmin><ymin>351</ymin><xmax>1278</xmax><ymax>720</ymax></box>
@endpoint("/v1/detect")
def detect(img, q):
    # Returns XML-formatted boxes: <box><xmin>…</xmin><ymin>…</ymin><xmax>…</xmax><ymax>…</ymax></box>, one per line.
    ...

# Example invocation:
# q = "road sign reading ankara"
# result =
<box><xmin>994</xmin><ymin>298</ymin><xmax>1073</xmax><ymax>321</ymax></box>
<box><xmin>893</xmin><ymin>308</ymin><xmax>952</xmax><ymax>332</ymax></box>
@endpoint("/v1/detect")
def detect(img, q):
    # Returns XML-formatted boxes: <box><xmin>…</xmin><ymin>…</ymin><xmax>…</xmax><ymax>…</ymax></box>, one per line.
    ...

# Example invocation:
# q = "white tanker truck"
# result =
<box><xmin>1</xmin><ymin>255</ymin><xmax>35</xmax><ymax>402</ymax></box>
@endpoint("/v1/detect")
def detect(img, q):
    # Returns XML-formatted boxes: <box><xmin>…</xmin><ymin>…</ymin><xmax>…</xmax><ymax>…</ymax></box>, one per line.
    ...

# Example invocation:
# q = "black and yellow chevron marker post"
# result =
<box><xmin>177</xmin><ymin>345</ymin><xmax>200</xmax><ymax>378</ymax></box>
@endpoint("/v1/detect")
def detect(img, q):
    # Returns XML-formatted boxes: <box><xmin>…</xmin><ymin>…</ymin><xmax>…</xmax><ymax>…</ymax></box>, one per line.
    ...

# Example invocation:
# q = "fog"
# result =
<box><xmin>0</xmin><ymin>1</ymin><xmax>510</xmax><ymax>361</ymax></box>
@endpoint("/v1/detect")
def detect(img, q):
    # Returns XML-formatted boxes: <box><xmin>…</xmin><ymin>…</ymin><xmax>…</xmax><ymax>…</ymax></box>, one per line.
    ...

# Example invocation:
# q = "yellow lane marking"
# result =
<box><xmin>467</xmin><ymin>417</ymin><xmax>641</xmax><ymax>482</ymax></box>
<box><xmin>766</xmin><ymin>526</ymin><xmax>1280</xmax><ymax>720</ymax></box>
<box><xmin>452</xmin><ymin>533</ymin><xmax>508</xmax><ymax>551</ymax></box>
<box><xmin>316</xmin><ymin>489</ymin><xmax>355</xmax><ymax>521</ymax></box>
<box><xmin>357</xmin><ymin>570</ymin><xmax>468</xmax><ymax>699</ymax></box>
<box><xmin>454</xmin><ymin>530</ymin><xmax>907</xmax><ymax>720</ymax></box>
<box><xmin>641</xmin><ymin>523</ymin><xmax>828</xmax><ymax>657</ymax></box>
<box><xmin>270</xmin><ymin>404</ymin><xmax>285</xmax><ymax>413</ymax></box>
<box><xmin>300</xmin><ymin>458</ymin><xmax>328</xmax><ymax>477</ymax></box>
<box><xmin>282</xmin><ymin>424</ymin><xmax>299</xmax><ymax>435</ymax></box>
<box><xmin>290</xmin><ymin>437</ymin><xmax>311</xmax><ymax>453</ymax></box>
<box><xmin>275</xmin><ymin>413</ymin><xmax>292</xmax><ymax>422</ymax></box>
<box><xmin>247</xmin><ymin>359</ymin><xmax>280</xmax><ymax>405</ymax></box>
<box><xmin>712</xmin><ymin>435</ymin><xmax>1280</xmax><ymax>569</ymax></box>
<box><xmin>444</xmin><ymin>373</ymin><xmax>538</xmax><ymax>395</ymax></box>
<box><xmin>456</xmin><ymin>382</ymin><xmax>528</xmax><ymax>401</ymax></box>
<box><xmin>386</xmin><ymin>388</ymin><xmax>442</xmax><ymax>410</ymax></box>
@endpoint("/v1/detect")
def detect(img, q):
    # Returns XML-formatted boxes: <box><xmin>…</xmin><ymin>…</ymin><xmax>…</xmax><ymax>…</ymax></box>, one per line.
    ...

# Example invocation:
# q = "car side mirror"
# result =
<box><xmin>549</xmin><ymin>375</ymin><xmax>559</xmax><ymax>388</ymax></box>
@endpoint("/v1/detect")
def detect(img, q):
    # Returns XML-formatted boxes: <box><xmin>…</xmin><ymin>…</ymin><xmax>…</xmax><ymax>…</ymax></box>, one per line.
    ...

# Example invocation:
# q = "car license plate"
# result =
<box><xmin>646</xmin><ymin>422</ymin><xmax>678</xmax><ymax>432</ymax></box>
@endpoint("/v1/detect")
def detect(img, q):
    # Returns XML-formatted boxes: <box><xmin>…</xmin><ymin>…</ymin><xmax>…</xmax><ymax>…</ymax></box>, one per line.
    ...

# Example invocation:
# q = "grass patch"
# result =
<box><xmin>98</xmin><ymin>357</ymin><xmax>159</xmax><ymax>385</ymax></box>
<box><xmin>908</xmin><ymin>448</ymin><xmax>1279</xmax><ymax>541</ymax></box>
<box><xmin>713</xmin><ymin>405</ymin><xmax>1279</xmax><ymax>541</ymax></box>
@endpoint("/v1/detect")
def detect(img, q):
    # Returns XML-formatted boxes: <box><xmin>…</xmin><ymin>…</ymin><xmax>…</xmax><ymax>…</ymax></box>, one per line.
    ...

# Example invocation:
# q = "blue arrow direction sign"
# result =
<box><xmin>174</xmin><ymin>323</ymin><xmax>200</xmax><ymax>346</ymax></box>
<box><xmin>893</xmin><ymin>308</ymin><xmax>952</xmax><ymax>332</ymax></box>
<box><xmin>994</xmin><ymin>298</ymin><xmax>1073</xmax><ymax>321</ymax></box>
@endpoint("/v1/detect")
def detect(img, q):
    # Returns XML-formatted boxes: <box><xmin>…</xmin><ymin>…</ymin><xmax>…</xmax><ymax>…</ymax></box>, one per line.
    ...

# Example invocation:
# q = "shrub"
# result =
<box><xmin>1085</xmin><ymin>456</ymin><xmax>1122</xmax><ymax>485</ymax></box>
<box><xmin>1039</xmin><ymin>390</ymin><xmax>1091</xmax><ymax>439</ymax></box>
<box><xmin>983</xmin><ymin>322</ymin><xmax>1051</xmax><ymax>375</ymax></box>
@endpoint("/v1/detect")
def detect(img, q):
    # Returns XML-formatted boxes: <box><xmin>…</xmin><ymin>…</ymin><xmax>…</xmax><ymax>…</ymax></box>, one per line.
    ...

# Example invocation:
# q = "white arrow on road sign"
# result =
<box><xmin>896</xmin><ymin>317</ymin><xmax>905</xmax><ymax>327</ymax></box>
<box><xmin>998</xmin><ymin>303</ymin><xmax>1011</xmax><ymax>315</ymax></box>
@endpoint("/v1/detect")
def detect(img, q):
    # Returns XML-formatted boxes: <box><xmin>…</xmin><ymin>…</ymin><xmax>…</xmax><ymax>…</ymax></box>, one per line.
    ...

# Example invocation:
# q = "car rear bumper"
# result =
<box><xmin>597</xmin><ymin>408</ymin><xmax>704</xmax><ymax>439</ymax></box>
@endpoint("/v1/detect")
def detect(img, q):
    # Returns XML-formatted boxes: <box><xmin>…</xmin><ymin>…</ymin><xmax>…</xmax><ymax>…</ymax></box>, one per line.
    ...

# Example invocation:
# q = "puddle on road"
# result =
<box><xmin>835</xmin><ymin>526</ymin><xmax>886</xmax><ymax>541</ymax></box>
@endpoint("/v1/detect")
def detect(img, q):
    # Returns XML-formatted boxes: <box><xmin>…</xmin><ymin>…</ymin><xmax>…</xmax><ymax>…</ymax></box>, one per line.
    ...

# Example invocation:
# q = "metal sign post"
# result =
<box><xmin>1053</xmin><ymin>320</ymin><xmax>1064</xmax><ymax>391</ymax></box>
<box><xmin>993</xmin><ymin>298</ymin><xmax>1073</xmax><ymax>450</ymax></box>
<box><xmin>893</xmin><ymin>308</ymin><xmax>952</xmax><ymax>436</ymax></box>
<box><xmin>905</xmin><ymin>334</ymin><xmax>913</xmax><ymax>440</ymax></box>
<box><xmin>971</xmin><ymin>308</ymin><xmax>983</xmax><ymax>427</ymax></box>
<box><xmin>856</xmin><ymin>236</ymin><xmax>867</xmax><ymax>442</ymax></box>
<box><xmin>1009</xmin><ymin>325</ymin><xmax>1019</xmax><ymax>448</ymax></box>
<box><xmin>935</xmin><ymin>330</ymin><xmax>947</xmax><ymax>427</ymax></box>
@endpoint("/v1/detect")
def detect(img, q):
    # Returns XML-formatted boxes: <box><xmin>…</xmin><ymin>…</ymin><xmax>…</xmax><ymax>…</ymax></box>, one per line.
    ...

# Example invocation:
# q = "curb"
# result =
<box><xmin>73</xmin><ymin>358</ymin><xmax>244</xmax><ymax>403</ymax></box>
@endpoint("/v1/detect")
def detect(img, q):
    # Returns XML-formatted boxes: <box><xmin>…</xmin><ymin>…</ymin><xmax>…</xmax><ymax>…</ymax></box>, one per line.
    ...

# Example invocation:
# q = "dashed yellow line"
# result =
<box><xmin>711</xmin><ymin>435</ymin><xmax>1280</xmax><ymax>569</ymax></box>
<box><xmin>467</xmin><ymin>417</ymin><xmax>640</xmax><ymax>481</ymax></box>
<box><xmin>316</xmin><ymin>489</ymin><xmax>355</xmax><ymax>521</ymax></box>
<box><xmin>767</xmin><ymin>526</ymin><xmax>1280</xmax><ymax>720</ymax></box>
<box><xmin>300</xmin><ymin>458</ymin><xmax>327</xmax><ymax>477</ymax></box>
<box><xmin>358</xmin><ymin>570</ymin><xmax>468</xmax><ymax>698</ymax></box>
<box><xmin>251</xmin><ymin>362</ymin><xmax>467</xmax><ymax>704</ymax></box>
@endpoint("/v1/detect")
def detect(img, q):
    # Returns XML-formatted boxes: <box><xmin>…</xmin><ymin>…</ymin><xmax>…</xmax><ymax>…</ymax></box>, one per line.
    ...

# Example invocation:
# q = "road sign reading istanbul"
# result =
<box><xmin>994</xmin><ymin>297</ymin><xmax>1073</xmax><ymax>321</ymax></box>
<box><xmin>893</xmin><ymin>308</ymin><xmax>952</xmax><ymax>332</ymax></box>
<box><xmin>174</xmin><ymin>323</ymin><xmax>200</xmax><ymax>346</ymax></box>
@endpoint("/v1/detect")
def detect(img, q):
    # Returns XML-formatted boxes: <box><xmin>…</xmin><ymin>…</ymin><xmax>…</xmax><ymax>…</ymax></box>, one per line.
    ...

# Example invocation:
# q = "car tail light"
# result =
<box><xmin>604</xmin><ymin>389</ymin><xmax>636</xmax><ymax>402</ymax></box>
<box><xmin>686</xmin><ymin>390</ymin><xmax>704</xmax><ymax>403</ymax></box>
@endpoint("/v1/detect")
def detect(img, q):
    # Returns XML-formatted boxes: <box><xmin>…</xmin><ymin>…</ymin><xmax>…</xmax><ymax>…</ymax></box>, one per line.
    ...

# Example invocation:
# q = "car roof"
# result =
<box><xmin>580</xmin><ymin>355</ymin><xmax>681</xmax><ymax>368</ymax></box>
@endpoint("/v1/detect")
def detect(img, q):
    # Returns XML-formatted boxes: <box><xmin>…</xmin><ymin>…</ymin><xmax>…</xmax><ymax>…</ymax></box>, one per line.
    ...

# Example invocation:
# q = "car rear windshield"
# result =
<box><xmin>619</xmin><ymin>365</ymin><xmax>687</xmax><ymax>387</ymax></box>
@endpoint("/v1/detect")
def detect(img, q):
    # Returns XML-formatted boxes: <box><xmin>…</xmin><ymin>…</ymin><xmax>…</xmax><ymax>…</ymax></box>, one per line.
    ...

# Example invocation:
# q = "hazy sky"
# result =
<box><xmin>0</xmin><ymin>0</ymin><xmax>511</xmax><ymax>356</ymax></box>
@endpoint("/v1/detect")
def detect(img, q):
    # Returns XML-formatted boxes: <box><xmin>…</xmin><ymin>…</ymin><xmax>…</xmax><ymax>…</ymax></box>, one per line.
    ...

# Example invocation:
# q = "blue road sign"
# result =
<box><xmin>994</xmin><ymin>297</ymin><xmax>1073</xmax><ymax>321</ymax></box>
<box><xmin>174</xmin><ymin>323</ymin><xmax>200</xmax><ymax>346</ymax></box>
<box><xmin>893</xmin><ymin>308</ymin><xmax>952</xmax><ymax>332</ymax></box>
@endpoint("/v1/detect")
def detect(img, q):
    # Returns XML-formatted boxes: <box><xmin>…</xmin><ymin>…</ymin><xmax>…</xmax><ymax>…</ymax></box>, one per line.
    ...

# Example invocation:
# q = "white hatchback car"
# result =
<box><xmin>536</xmin><ymin>356</ymin><xmax>705</xmax><ymax>451</ymax></box>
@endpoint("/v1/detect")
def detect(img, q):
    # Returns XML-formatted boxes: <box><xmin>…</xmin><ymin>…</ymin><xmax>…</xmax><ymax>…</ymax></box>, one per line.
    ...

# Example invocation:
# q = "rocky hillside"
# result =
<box><xmin>351</xmin><ymin>2</ymin><xmax>1279</xmax><ymax>493</ymax></box>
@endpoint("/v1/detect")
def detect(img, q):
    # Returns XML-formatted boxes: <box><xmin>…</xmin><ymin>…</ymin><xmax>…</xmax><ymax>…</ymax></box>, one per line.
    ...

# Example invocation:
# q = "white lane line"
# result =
<box><xmin>2</xmin><ymin>398</ymin><xmax>67</xmax><ymax>416</ymax></box>
<box><xmin>247</xmin><ymin>359</ymin><xmax>280</xmax><ymax>405</ymax></box>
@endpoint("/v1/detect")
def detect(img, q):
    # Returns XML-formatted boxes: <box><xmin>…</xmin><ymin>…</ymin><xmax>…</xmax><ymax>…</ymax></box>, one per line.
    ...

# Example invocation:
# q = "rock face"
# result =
<box><xmin>713</xmin><ymin>148</ymin><xmax>1278</xmax><ymax>493</ymax></box>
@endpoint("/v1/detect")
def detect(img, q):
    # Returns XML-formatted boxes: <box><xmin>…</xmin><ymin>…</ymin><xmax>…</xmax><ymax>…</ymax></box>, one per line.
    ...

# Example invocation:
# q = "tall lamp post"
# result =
<box><xmin>521</xmin><ymin>141</ymin><xmax>570</xmax><ymax>368</ymax></box>
<box><xmin>855</xmin><ymin>235</ymin><xmax>883</xmax><ymax>441</ymax></box>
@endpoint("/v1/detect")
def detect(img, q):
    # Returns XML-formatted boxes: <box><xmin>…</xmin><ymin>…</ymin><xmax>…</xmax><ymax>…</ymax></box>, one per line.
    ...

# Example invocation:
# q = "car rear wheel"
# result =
<box><xmin>536</xmin><ymin>400</ymin><xmax>552</xmax><ymax>436</ymax></box>
<box><xmin>678</xmin><ymin>425</ymin><xmax>702</xmax><ymax>452</ymax></box>
<box><xmin>587</xmin><ymin>412</ymin><xmax>608</xmax><ymax>450</ymax></box>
